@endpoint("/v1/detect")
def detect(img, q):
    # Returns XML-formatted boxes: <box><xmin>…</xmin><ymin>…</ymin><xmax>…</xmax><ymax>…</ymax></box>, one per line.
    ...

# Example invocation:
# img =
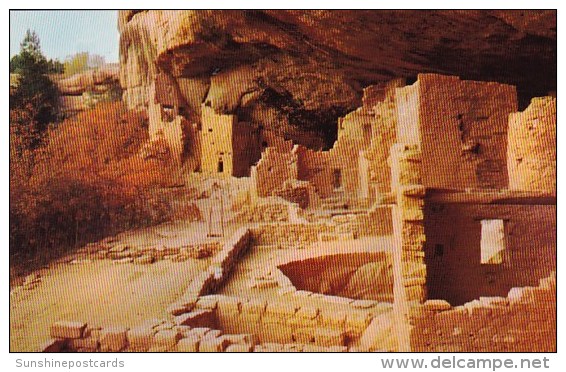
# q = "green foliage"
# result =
<box><xmin>64</xmin><ymin>52</ymin><xmax>89</xmax><ymax>76</ymax></box>
<box><xmin>63</xmin><ymin>52</ymin><xmax>106</xmax><ymax>76</ymax></box>
<box><xmin>47</xmin><ymin>59</ymin><xmax>64</xmax><ymax>74</ymax></box>
<box><xmin>10</xmin><ymin>31</ymin><xmax>65</xmax><ymax>75</ymax></box>
<box><xmin>10</xmin><ymin>29</ymin><xmax>47</xmax><ymax>74</ymax></box>
<box><xmin>10</xmin><ymin>29</ymin><xmax>59</xmax><ymax>130</ymax></box>
<box><xmin>11</xmin><ymin>72</ymin><xmax>59</xmax><ymax>132</ymax></box>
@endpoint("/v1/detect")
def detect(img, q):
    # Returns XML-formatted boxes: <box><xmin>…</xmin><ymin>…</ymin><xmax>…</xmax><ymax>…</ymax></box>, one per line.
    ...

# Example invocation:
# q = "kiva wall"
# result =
<box><xmin>203</xmin><ymin>295</ymin><xmax>372</xmax><ymax>347</ymax></box>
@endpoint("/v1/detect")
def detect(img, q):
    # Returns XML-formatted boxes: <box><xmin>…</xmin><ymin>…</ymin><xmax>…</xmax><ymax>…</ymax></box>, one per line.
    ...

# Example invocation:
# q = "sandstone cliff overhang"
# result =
<box><xmin>118</xmin><ymin>10</ymin><xmax>556</xmax><ymax>148</ymax></box>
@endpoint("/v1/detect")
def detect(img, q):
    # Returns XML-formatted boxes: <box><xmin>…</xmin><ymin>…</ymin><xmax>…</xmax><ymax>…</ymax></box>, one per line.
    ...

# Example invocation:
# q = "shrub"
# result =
<box><xmin>10</xmin><ymin>101</ymin><xmax>181</xmax><ymax>263</ymax></box>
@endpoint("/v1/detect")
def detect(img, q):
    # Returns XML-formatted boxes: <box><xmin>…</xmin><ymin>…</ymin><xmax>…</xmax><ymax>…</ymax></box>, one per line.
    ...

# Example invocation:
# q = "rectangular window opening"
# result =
<box><xmin>480</xmin><ymin>219</ymin><xmax>505</xmax><ymax>264</ymax></box>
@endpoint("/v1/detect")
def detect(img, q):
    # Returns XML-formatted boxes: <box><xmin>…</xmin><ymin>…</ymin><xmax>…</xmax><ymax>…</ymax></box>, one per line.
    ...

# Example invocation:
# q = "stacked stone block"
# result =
<box><xmin>508</xmin><ymin>96</ymin><xmax>556</xmax><ymax>194</ymax></box>
<box><xmin>409</xmin><ymin>273</ymin><xmax>556</xmax><ymax>352</ymax></box>
<box><xmin>43</xmin><ymin>319</ymin><xmax>260</xmax><ymax>352</ymax></box>
<box><xmin>165</xmin><ymin>228</ymin><xmax>252</xmax><ymax>316</ymax></box>
<box><xmin>195</xmin><ymin>294</ymin><xmax>378</xmax><ymax>348</ymax></box>
<box><xmin>390</xmin><ymin>143</ymin><xmax>427</xmax><ymax>351</ymax></box>
<box><xmin>250</xmin><ymin>223</ymin><xmax>336</xmax><ymax>246</ymax></box>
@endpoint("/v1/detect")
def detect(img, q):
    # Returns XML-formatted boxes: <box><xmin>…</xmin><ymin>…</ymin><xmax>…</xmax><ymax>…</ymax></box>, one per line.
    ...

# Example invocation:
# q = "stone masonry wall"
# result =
<box><xmin>296</xmin><ymin>146</ymin><xmax>334</xmax><ymax>198</ymax></box>
<box><xmin>395</xmin><ymin>81</ymin><xmax>421</xmax><ymax>145</ymax></box>
<box><xmin>44</xmin><ymin>319</ymin><xmax>261</xmax><ymax>352</ymax></box>
<box><xmin>409</xmin><ymin>273</ymin><xmax>556</xmax><ymax>352</ymax></box>
<box><xmin>251</xmin><ymin>223</ymin><xmax>336</xmax><ymax>246</ymax></box>
<box><xmin>424</xmin><ymin>202</ymin><xmax>556</xmax><ymax>306</ymax></box>
<box><xmin>337</xmin><ymin>205</ymin><xmax>393</xmax><ymax>238</ymax></box>
<box><xmin>195</xmin><ymin>294</ymin><xmax>375</xmax><ymax>348</ymax></box>
<box><xmin>232</xmin><ymin>197</ymin><xmax>290</xmax><ymax>223</ymax></box>
<box><xmin>251</xmin><ymin>147</ymin><xmax>298</xmax><ymax>198</ymax></box>
<box><xmin>390</xmin><ymin>144</ymin><xmax>427</xmax><ymax>351</ymax></box>
<box><xmin>201</xmin><ymin>105</ymin><xmax>237</xmax><ymax>177</ymax></box>
<box><xmin>251</xmin><ymin>80</ymin><xmax>399</xmax><ymax>201</ymax></box>
<box><xmin>360</xmin><ymin>91</ymin><xmax>398</xmax><ymax>198</ymax></box>
<box><xmin>147</xmin><ymin>96</ymin><xmax>187</xmax><ymax>164</ymax></box>
<box><xmin>410</xmin><ymin>74</ymin><xmax>518</xmax><ymax>190</ymax></box>
<box><xmin>165</xmin><ymin>228</ymin><xmax>252</xmax><ymax>316</ymax></box>
<box><xmin>508</xmin><ymin>96</ymin><xmax>556</xmax><ymax>194</ymax></box>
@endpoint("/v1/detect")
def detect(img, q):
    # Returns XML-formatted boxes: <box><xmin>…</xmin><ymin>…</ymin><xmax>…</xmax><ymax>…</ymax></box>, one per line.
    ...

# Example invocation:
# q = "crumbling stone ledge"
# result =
<box><xmin>408</xmin><ymin>272</ymin><xmax>556</xmax><ymax>352</ymax></box>
<box><xmin>166</xmin><ymin>228</ymin><xmax>252</xmax><ymax>316</ymax></box>
<box><xmin>193</xmin><ymin>294</ymin><xmax>389</xmax><ymax>350</ymax></box>
<box><xmin>43</xmin><ymin>319</ymin><xmax>259</xmax><ymax>352</ymax></box>
<box><xmin>70</xmin><ymin>241</ymin><xmax>221</xmax><ymax>265</ymax></box>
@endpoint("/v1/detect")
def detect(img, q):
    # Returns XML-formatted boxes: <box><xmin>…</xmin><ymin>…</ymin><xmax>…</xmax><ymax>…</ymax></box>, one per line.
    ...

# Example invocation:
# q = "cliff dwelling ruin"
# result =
<box><xmin>10</xmin><ymin>10</ymin><xmax>555</xmax><ymax>353</ymax></box>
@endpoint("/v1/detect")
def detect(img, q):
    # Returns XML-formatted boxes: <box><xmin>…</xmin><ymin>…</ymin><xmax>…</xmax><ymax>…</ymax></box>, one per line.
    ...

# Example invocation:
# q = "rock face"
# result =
<box><xmin>57</xmin><ymin>64</ymin><xmax>120</xmax><ymax>96</ymax></box>
<box><xmin>56</xmin><ymin>64</ymin><xmax>121</xmax><ymax>113</ymax></box>
<box><xmin>118</xmin><ymin>10</ymin><xmax>555</xmax><ymax>152</ymax></box>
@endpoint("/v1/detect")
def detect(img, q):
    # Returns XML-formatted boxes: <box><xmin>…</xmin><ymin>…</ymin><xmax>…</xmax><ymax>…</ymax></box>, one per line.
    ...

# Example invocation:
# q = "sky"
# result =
<box><xmin>10</xmin><ymin>10</ymin><xmax>119</xmax><ymax>63</ymax></box>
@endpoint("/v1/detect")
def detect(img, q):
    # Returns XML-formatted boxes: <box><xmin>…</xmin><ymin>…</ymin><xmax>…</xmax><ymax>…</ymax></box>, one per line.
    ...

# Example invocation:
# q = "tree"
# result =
<box><xmin>63</xmin><ymin>52</ymin><xmax>107</xmax><ymax>76</ymax></box>
<box><xmin>20</xmin><ymin>29</ymin><xmax>43</xmax><ymax>58</ymax></box>
<box><xmin>10</xmin><ymin>29</ymin><xmax>59</xmax><ymax>139</ymax></box>
<box><xmin>47</xmin><ymin>59</ymin><xmax>64</xmax><ymax>74</ymax></box>
<box><xmin>10</xmin><ymin>29</ymin><xmax>47</xmax><ymax>74</ymax></box>
<box><xmin>64</xmin><ymin>52</ymin><xmax>89</xmax><ymax>76</ymax></box>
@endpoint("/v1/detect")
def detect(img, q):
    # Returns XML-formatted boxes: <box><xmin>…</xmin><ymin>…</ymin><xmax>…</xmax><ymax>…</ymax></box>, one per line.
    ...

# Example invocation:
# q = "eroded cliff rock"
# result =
<box><xmin>118</xmin><ymin>10</ymin><xmax>556</xmax><ymax>151</ymax></box>
<box><xmin>57</xmin><ymin>64</ymin><xmax>121</xmax><ymax>113</ymax></box>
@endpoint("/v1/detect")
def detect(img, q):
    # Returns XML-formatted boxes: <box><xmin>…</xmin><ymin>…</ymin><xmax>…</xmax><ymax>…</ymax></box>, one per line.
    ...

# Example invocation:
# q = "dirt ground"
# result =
<box><xmin>9</xmin><ymin>183</ymin><xmax>395</xmax><ymax>352</ymax></box>
<box><xmin>10</xmin><ymin>259</ymin><xmax>209</xmax><ymax>352</ymax></box>
<box><xmin>9</xmin><ymin>218</ymin><xmax>243</xmax><ymax>352</ymax></box>
<box><xmin>9</xmin><ymin>178</ymin><xmax>251</xmax><ymax>351</ymax></box>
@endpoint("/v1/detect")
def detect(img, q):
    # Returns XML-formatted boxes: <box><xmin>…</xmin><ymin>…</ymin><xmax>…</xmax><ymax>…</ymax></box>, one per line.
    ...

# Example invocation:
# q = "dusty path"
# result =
<box><xmin>10</xmin><ymin>259</ymin><xmax>209</xmax><ymax>352</ymax></box>
<box><xmin>9</xmin><ymin>219</ymin><xmax>241</xmax><ymax>352</ymax></box>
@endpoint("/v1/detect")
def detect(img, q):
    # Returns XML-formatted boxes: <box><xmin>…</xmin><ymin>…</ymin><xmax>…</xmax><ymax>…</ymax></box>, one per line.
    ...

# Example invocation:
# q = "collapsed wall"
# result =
<box><xmin>251</xmin><ymin>80</ymin><xmax>401</xmax><ymax>204</ymax></box>
<box><xmin>507</xmin><ymin>96</ymin><xmax>556</xmax><ymax>194</ymax></box>
<box><xmin>409</xmin><ymin>274</ymin><xmax>556</xmax><ymax>352</ymax></box>
<box><xmin>251</xmin><ymin>147</ymin><xmax>298</xmax><ymax>197</ymax></box>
